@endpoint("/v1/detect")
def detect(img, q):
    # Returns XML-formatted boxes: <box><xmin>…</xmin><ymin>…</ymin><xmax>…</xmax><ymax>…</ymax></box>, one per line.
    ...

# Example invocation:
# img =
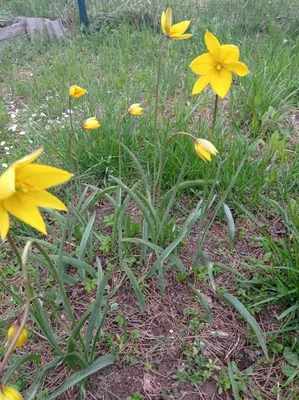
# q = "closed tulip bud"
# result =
<box><xmin>7</xmin><ymin>325</ymin><xmax>28</xmax><ymax>349</ymax></box>
<box><xmin>69</xmin><ymin>85</ymin><xmax>87</xmax><ymax>99</ymax></box>
<box><xmin>194</xmin><ymin>138</ymin><xmax>218</xmax><ymax>162</ymax></box>
<box><xmin>82</xmin><ymin>117</ymin><xmax>100</xmax><ymax>130</ymax></box>
<box><xmin>0</xmin><ymin>386</ymin><xmax>23</xmax><ymax>400</ymax></box>
<box><xmin>128</xmin><ymin>104</ymin><xmax>143</xmax><ymax>116</ymax></box>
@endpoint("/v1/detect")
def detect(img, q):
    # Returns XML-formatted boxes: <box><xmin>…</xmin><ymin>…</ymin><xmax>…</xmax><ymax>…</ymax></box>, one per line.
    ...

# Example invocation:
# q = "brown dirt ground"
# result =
<box><xmin>0</xmin><ymin>199</ymin><xmax>296</xmax><ymax>400</ymax></box>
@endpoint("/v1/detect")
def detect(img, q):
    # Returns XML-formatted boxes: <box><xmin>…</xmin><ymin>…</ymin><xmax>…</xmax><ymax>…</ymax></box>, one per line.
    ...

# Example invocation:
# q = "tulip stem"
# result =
<box><xmin>114</xmin><ymin>112</ymin><xmax>127</xmax><ymax>261</ymax></box>
<box><xmin>117</xmin><ymin>113</ymin><xmax>127</xmax><ymax>181</ymax></box>
<box><xmin>156</xmin><ymin>132</ymin><xmax>196</xmax><ymax>205</ymax></box>
<box><xmin>0</xmin><ymin>234</ymin><xmax>32</xmax><ymax>379</ymax></box>
<box><xmin>153</xmin><ymin>36</ymin><xmax>168</xmax><ymax>202</ymax></box>
<box><xmin>68</xmin><ymin>97</ymin><xmax>81</xmax><ymax>187</ymax></box>
<box><xmin>6</xmin><ymin>232</ymin><xmax>22</xmax><ymax>266</ymax></box>
<box><xmin>210</xmin><ymin>94</ymin><xmax>219</xmax><ymax>142</ymax></box>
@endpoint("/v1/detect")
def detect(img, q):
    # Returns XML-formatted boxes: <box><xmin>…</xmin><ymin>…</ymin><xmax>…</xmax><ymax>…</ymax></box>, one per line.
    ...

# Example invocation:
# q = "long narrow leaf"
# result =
<box><xmin>160</xmin><ymin>179</ymin><xmax>216</xmax><ymax>211</ymax></box>
<box><xmin>223</xmin><ymin>203</ymin><xmax>235</xmax><ymax>248</ymax></box>
<box><xmin>26</xmin><ymin>357</ymin><xmax>64</xmax><ymax>400</ymax></box>
<box><xmin>110</xmin><ymin>176</ymin><xmax>156</xmax><ymax>239</ymax></box>
<box><xmin>227</xmin><ymin>360</ymin><xmax>241</xmax><ymax>400</ymax></box>
<box><xmin>29</xmin><ymin>254</ymin><xmax>96</xmax><ymax>277</ymax></box>
<box><xmin>47</xmin><ymin>355</ymin><xmax>117</xmax><ymax>399</ymax></box>
<box><xmin>79</xmin><ymin>214</ymin><xmax>96</xmax><ymax>261</ymax></box>
<box><xmin>114</xmin><ymin>139</ymin><xmax>152</xmax><ymax>203</ymax></box>
<box><xmin>158</xmin><ymin>156</ymin><xmax>187</xmax><ymax>240</ymax></box>
<box><xmin>3</xmin><ymin>354</ymin><xmax>40</xmax><ymax>385</ymax></box>
<box><xmin>145</xmin><ymin>200</ymin><xmax>202</xmax><ymax>282</ymax></box>
<box><xmin>218</xmin><ymin>291</ymin><xmax>269</xmax><ymax>360</ymax></box>
<box><xmin>188</xmin><ymin>283</ymin><xmax>213</xmax><ymax>323</ymax></box>
<box><xmin>122</xmin><ymin>261</ymin><xmax>146</xmax><ymax>311</ymax></box>
<box><xmin>122</xmin><ymin>238</ymin><xmax>185</xmax><ymax>273</ymax></box>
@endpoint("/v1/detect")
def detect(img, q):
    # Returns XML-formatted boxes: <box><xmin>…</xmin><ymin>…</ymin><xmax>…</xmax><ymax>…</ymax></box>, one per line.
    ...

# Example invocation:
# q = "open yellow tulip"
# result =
<box><xmin>0</xmin><ymin>386</ymin><xmax>23</xmax><ymax>400</ymax></box>
<box><xmin>161</xmin><ymin>8</ymin><xmax>192</xmax><ymax>40</ymax></box>
<box><xmin>0</xmin><ymin>148</ymin><xmax>73</xmax><ymax>240</ymax></box>
<box><xmin>190</xmin><ymin>30</ymin><xmax>249</xmax><ymax>98</ymax></box>
<box><xmin>69</xmin><ymin>85</ymin><xmax>86</xmax><ymax>99</ymax></box>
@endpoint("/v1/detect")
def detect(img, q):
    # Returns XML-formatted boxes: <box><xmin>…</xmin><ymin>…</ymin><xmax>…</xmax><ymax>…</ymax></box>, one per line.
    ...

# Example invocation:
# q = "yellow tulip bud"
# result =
<box><xmin>69</xmin><ymin>85</ymin><xmax>87</xmax><ymax>99</ymax></box>
<box><xmin>7</xmin><ymin>325</ymin><xmax>28</xmax><ymax>349</ymax></box>
<box><xmin>194</xmin><ymin>138</ymin><xmax>218</xmax><ymax>162</ymax></box>
<box><xmin>82</xmin><ymin>117</ymin><xmax>101</xmax><ymax>130</ymax></box>
<box><xmin>128</xmin><ymin>104</ymin><xmax>143</xmax><ymax>116</ymax></box>
<box><xmin>0</xmin><ymin>386</ymin><xmax>23</xmax><ymax>400</ymax></box>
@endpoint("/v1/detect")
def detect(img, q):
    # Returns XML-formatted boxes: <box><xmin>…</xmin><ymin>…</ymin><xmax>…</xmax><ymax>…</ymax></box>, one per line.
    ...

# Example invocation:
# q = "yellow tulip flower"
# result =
<box><xmin>82</xmin><ymin>117</ymin><xmax>100</xmax><ymax>130</ymax></box>
<box><xmin>0</xmin><ymin>386</ymin><xmax>23</xmax><ymax>400</ymax></box>
<box><xmin>194</xmin><ymin>138</ymin><xmax>218</xmax><ymax>162</ymax></box>
<box><xmin>0</xmin><ymin>148</ymin><xmax>73</xmax><ymax>240</ymax></box>
<box><xmin>161</xmin><ymin>8</ymin><xmax>192</xmax><ymax>40</ymax></box>
<box><xmin>7</xmin><ymin>325</ymin><xmax>28</xmax><ymax>349</ymax></box>
<box><xmin>128</xmin><ymin>104</ymin><xmax>143</xmax><ymax>116</ymax></box>
<box><xmin>69</xmin><ymin>85</ymin><xmax>87</xmax><ymax>99</ymax></box>
<box><xmin>190</xmin><ymin>30</ymin><xmax>249</xmax><ymax>98</ymax></box>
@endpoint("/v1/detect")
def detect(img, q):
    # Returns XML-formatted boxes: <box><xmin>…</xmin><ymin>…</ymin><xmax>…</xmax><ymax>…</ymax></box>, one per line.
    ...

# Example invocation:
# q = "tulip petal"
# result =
<box><xmin>196</xmin><ymin>139</ymin><xmax>218</xmax><ymax>155</ymax></box>
<box><xmin>161</xmin><ymin>11</ymin><xmax>166</xmax><ymax>35</ymax></box>
<box><xmin>4</xmin><ymin>194</ymin><xmax>46</xmax><ymax>234</ymax></box>
<box><xmin>194</xmin><ymin>142</ymin><xmax>212</xmax><ymax>162</ymax></box>
<box><xmin>170</xmin><ymin>20</ymin><xmax>190</xmax><ymax>36</ymax></box>
<box><xmin>226</xmin><ymin>61</ymin><xmax>249</xmax><ymax>76</ymax></box>
<box><xmin>190</xmin><ymin>53</ymin><xmax>215</xmax><ymax>75</ymax></box>
<box><xmin>16</xmin><ymin>164</ymin><xmax>73</xmax><ymax>190</ymax></box>
<box><xmin>210</xmin><ymin>69</ymin><xmax>232</xmax><ymax>98</ymax></box>
<box><xmin>192</xmin><ymin>75</ymin><xmax>210</xmax><ymax>95</ymax></box>
<box><xmin>18</xmin><ymin>190</ymin><xmax>67</xmax><ymax>211</ymax></box>
<box><xmin>0</xmin><ymin>166</ymin><xmax>15</xmax><ymax>200</ymax></box>
<box><xmin>12</xmin><ymin>147</ymin><xmax>44</xmax><ymax>170</ymax></box>
<box><xmin>205</xmin><ymin>30</ymin><xmax>220</xmax><ymax>57</ymax></box>
<box><xmin>1</xmin><ymin>386</ymin><xmax>23</xmax><ymax>400</ymax></box>
<box><xmin>0</xmin><ymin>202</ymin><xmax>9</xmax><ymax>240</ymax></box>
<box><xmin>171</xmin><ymin>34</ymin><xmax>193</xmax><ymax>40</ymax></box>
<box><xmin>220</xmin><ymin>45</ymin><xmax>239</xmax><ymax>63</ymax></box>
<box><xmin>165</xmin><ymin>8</ymin><xmax>172</xmax><ymax>35</ymax></box>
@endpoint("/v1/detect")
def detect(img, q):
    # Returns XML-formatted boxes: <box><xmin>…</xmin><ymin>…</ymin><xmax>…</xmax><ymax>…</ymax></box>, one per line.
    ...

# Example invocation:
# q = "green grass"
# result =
<box><xmin>1</xmin><ymin>0</ymin><xmax>298</xmax><ymax>204</ymax></box>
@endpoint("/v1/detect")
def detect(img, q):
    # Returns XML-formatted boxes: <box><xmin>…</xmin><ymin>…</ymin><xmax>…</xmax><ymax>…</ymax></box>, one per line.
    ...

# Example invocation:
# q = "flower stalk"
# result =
<box><xmin>210</xmin><ymin>94</ymin><xmax>219</xmax><ymax>142</ymax></box>
<box><xmin>0</xmin><ymin>235</ymin><xmax>32</xmax><ymax>380</ymax></box>
<box><xmin>153</xmin><ymin>36</ymin><xmax>168</xmax><ymax>201</ymax></box>
<box><xmin>68</xmin><ymin>96</ymin><xmax>80</xmax><ymax>185</ymax></box>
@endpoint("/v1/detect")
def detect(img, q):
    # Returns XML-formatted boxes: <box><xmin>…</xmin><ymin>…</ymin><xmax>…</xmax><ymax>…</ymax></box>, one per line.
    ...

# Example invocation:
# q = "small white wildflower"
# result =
<box><xmin>1</xmin><ymin>163</ymin><xmax>8</xmax><ymax>168</ymax></box>
<box><xmin>11</xmin><ymin>113</ymin><xmax>16</xmax><ymax>119</ymax></box>
<box><xmin>28</xmin><ymin>139</ymin><xmax>33</xmax><ymax>144</ymax></box>
<box><xmin>32</xmin><ymin>113</ymin><xmax>37</xmax><ymax>118</ymax></box>
<box><xmin>19</xmin><ymin>131</ymin><xmax>26</xmax><ymax>136</ymax></box>
<box><xmin>5</xmin><ymin>151</ymin><xmax>10</xmax><ymax>155</ymax></box>
<box><xmin>40</xmin><ymin>112</ymin><xmax>47</xmax><ymax>117</ymax></box>
<box><xmin>4</xmin><ymin>147</ymin><xmax>9</xmax><ymax>150</ymax></box>
<box><xmin>8</xmin><ymin>124</ymin><xmax>18</xmax><ymax>132</ymax></box>
<box><xmin>1</xmin><ymin>141</ymin><xmax>5</xmax><ymax>146</ymax></box>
